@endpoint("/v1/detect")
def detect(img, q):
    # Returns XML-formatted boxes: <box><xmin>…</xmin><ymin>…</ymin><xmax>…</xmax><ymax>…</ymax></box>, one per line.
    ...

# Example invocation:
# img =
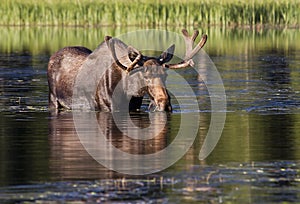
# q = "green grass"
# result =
<box><xmin>0</xmin><ymin>0</ymin><xmax>299</xmax><ymax>27</ymax></box>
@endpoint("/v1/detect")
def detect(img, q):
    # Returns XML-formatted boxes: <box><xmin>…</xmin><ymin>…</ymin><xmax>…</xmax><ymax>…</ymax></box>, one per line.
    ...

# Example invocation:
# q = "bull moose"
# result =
<box><xmin>47</xmin><ymin>29</ymin><xmax>207</xmax><ymax>112</ymax></box>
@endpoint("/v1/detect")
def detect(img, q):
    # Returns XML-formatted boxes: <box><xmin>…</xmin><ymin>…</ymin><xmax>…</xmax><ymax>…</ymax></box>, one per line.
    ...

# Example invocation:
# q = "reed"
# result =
<box><xmin>0</xmin><ymin>0</ymin><xmax>299</xmax><ymax>27</ymax></box>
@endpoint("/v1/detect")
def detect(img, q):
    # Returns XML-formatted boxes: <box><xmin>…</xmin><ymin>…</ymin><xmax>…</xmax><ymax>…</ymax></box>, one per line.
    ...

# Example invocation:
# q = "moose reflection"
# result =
<box><xmin>49</xmin><ymin>111</ymin><xmax>169</xmax><ymax>179</ymax></box>
<box><xmin>47</xmin><ymin>29</ymin><xmax>207</xmax><ymax>112</ymax></box>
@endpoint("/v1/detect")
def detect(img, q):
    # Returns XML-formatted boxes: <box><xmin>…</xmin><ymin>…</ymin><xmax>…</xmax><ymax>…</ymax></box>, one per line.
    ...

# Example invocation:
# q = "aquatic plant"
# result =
<box><xmin>0</xmin><ymin>0</ymin><xmax>299</xmax><ymax>27</ymax></box>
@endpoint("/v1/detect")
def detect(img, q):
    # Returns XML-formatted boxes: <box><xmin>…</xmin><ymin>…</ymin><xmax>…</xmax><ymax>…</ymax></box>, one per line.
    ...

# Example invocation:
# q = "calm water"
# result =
<box><xmin>0</xmin><ymin>27</ymin><xmax>300</xmax><ymax>203</ymax></box>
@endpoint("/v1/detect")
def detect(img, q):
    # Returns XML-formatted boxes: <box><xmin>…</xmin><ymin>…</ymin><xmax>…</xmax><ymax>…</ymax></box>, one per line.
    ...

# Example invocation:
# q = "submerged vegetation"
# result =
<box><xmin>0</xmin><ymin>0</ymin><xmax>299</xmax><ymax>27</ymax></box>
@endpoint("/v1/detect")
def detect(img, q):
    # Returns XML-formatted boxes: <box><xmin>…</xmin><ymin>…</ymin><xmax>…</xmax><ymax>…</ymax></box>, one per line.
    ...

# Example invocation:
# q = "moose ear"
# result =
<box><xmin>158</xmin><ymin>44</ymin><xmax>175</xmax><ymax>64</ymax></box>
<box><xmin>128</xmin><ymin>46</ymin><xmax>141</xmax><ymax>62</ymax></box>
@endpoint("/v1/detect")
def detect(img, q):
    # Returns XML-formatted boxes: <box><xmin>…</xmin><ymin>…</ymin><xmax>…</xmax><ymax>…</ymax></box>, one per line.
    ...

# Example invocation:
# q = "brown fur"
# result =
<box><xmin>47</xmin><ymin>39</ymin><xmax>172</xmax><ymax>112</ymax></box>
<box><xmin>48</xmin><ymin>47</ymin><xmax>92</xmax><ymax>110</ymax></box>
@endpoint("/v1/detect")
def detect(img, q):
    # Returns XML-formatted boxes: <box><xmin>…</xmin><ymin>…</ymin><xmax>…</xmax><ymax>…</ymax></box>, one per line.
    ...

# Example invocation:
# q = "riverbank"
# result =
<box><xmin>1</xmin><ymin>0</ymin><xmax>299</xmax><ymax>27</ymax></box>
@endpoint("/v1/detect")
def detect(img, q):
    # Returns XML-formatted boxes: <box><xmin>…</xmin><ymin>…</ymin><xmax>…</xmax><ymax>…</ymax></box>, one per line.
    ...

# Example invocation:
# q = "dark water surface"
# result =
<box><xmin>0</xmin><ymin>27</ymin><xmax>300</xmax><ymax>203</ymax></box>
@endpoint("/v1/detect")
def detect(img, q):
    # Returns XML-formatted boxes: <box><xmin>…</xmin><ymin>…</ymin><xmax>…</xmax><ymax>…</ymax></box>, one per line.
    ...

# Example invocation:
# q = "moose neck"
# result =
<box><xmin>95</xmin><ymin>64</ymin><xmax>144</xmax><ymax>112</ymax></box>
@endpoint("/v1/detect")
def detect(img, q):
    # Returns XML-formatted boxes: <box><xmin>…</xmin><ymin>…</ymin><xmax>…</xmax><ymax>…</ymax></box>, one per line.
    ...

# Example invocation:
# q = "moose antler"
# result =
<box><xmin>105</xmin><ymin>36</ymin><xmax>142</xmax><ymax>73</ymax></box>
<box><xmin>164</xmin><ymin>29</ymin><xmax>207</xmax><ymax>69</ymax></box>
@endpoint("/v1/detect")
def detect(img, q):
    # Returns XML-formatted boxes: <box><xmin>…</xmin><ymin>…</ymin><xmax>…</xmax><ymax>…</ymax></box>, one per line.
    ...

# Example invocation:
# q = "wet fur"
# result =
<box><xmin>48</xmin><ymin>46</ymin><xmax>92</xmax><ymax>110</ymax></box>
<box><xmin>47</xmin><ymin>45</ymin><xmax>171</xmax><ymax>112</ymax></box>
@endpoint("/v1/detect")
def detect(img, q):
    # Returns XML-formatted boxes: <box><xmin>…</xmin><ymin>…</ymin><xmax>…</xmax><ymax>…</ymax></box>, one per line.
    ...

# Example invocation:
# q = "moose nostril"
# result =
<box><xmin>155</xmin><ymin>99</ymin><xmax>167</xmax><ymax>112</ymax></box>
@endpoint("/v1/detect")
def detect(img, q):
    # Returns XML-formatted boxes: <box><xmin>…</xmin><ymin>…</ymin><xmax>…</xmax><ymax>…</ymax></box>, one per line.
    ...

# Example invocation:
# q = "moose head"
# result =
<box><xmin>104</xmin><ymin>29</ymin><xmax>207</xmax><ymax>112</ymax></box>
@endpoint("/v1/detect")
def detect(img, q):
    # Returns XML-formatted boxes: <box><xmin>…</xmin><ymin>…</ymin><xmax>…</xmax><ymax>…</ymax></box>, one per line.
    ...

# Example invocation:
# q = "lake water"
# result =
<box><xmin>0</xmin><ymin>26</ymin><xmax>300</xmax><ymax>203</ymax></box>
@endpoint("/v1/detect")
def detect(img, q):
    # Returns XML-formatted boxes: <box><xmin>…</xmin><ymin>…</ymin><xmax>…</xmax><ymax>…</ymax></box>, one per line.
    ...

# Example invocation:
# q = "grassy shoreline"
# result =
<box><xmin>0</xmin><ymin>0</ymin><xmax>299</xmax><ymax>27</ymax></box>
